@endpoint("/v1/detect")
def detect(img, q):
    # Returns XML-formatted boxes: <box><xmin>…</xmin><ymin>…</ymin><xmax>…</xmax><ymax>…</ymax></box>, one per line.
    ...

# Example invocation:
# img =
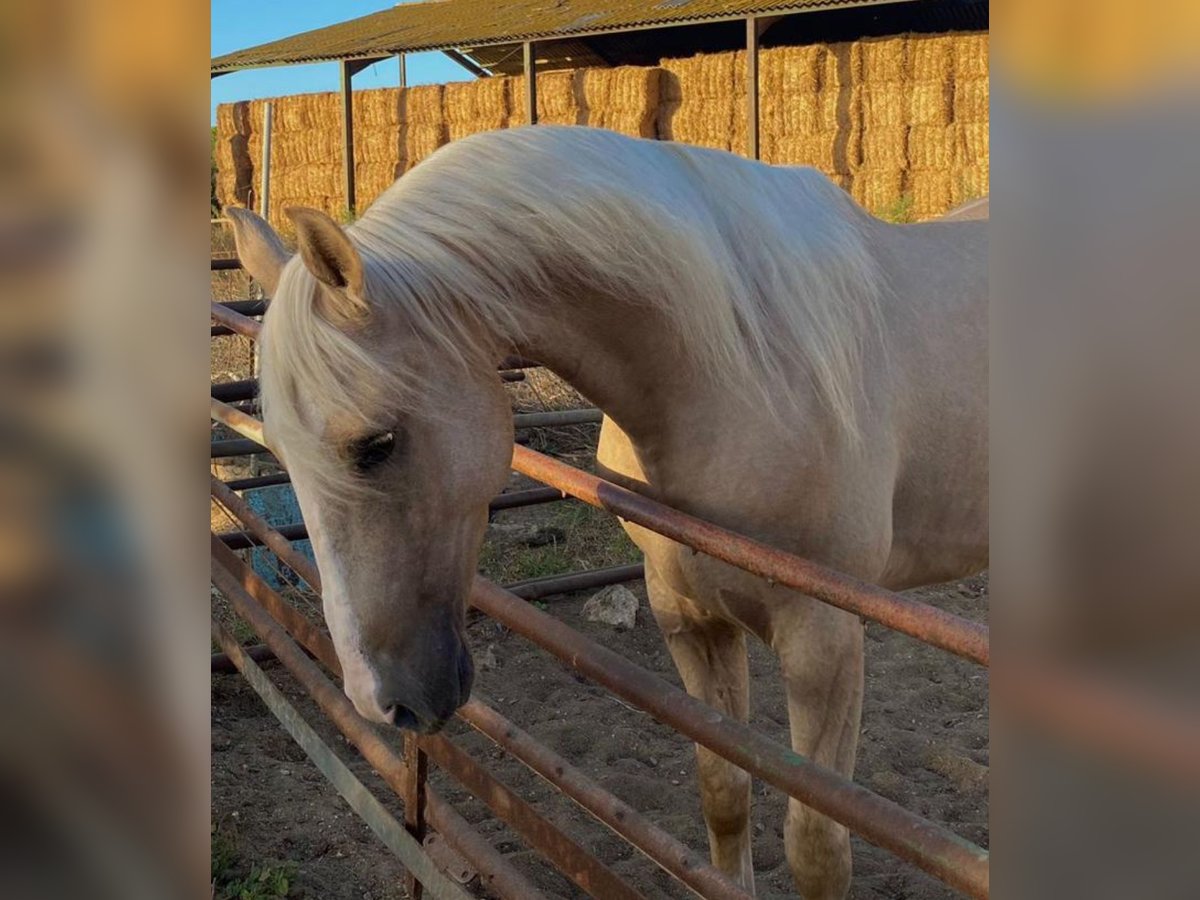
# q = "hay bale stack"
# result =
<box><xmin>902</xmin><ymin>31</ymin><xmax>988</xmax><ymax>218</ymax></box>
<box><xmin>399</xmin><ymin>84</ymin><xmax>446</xmax><ymax>171</ymax></box>
<box><xmin>444</xmin><ymin>77</ymin><xmax>510</xmax><ymax>142</ymax></box>
<box><xmin>760</xmin><ymin>44</ymin><xmax>856</xmax><ymax>174</ymax></box>
<box><xmin>851</xmin><ymin>168</ymin><xmax>904</xmax><ymax>213</ymax></box>
<box><xmin>847</xmin><ymin>35</ymin><xmax>909</xmax><ymax>217</ymax></box>
<box><xmin>658</xmin><ymin>51</ymin><xmax>746</xmax><ymax>153</ymax></box>
<box><xmin>948</xmin><ymin>32</ymin><xmax>989</xmax><ymax>211</ymax></box>
<box><xmin>505</xmin><ymin>71</ymin><xmax>581</xmax><ymax>127</ymax></box>
<box><xmin>353</xmin><ymin>89</ymin><xmax>402</xmax><ymax>128</ymax></box>
<box><xmin>579</xmin><ymin>66</ymin><xmax>661</xmax><ymax>137</ymax></box>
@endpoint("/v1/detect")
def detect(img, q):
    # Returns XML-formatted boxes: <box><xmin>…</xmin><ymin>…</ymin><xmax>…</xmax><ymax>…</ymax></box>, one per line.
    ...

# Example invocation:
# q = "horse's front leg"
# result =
<box><xmin>773</xmin><ymin>602</ymin><xmax>864</xmax><ymax>900</ymax></box>
<box><xmin>644</xmin><ymin>563</ymin><xmax>756</xmax><ymax>894</ymax></box>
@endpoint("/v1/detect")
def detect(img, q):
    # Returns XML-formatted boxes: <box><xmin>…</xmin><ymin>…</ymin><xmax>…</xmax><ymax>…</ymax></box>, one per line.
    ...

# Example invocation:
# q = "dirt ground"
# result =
<box><xmin>212</xmin><ymin>529</ymin><xmax>988</xmax><ymax>900</ymax></box>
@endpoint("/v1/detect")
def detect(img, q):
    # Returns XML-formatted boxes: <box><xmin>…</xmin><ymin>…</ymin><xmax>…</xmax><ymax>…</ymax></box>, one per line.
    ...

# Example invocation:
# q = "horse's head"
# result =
<box><xmin>226</xmin><ymin>206</ymin><xmax>514</xmax><ymax>731</ymax></box>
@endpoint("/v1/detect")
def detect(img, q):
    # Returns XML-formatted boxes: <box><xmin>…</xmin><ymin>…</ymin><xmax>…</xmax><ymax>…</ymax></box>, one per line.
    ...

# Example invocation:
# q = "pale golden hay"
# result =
<box><xmin>855</xmin><ymin>35</ymin><xmax>909</xmax><ymax>83</ymax></box>
<box><xmin>272</xmin><ymin>93</ymin><xmax>317</xmax><ymax>131</ymax></box>
<box><xmin>354</xmin><ymin>162</ymin><xmax>399</xmax><ymax>209</ymax></box>
<box><xmin>658</xmin><ymin>51</ymin><xmax>743</xmax><ymax>151</ymax></box>
<box><xmin>216</xmin><ymin>103</ymin><xmax>238</xmax><ymax>136</ymax></box>
<box><xmin>760</xmin><ymin>44</ymin><xmax>824</xmax><ymax>97</ymax></box>
<box><xmin>957</xmin><ymin>121</ymin><xmax>989</xmax><ymax>165</ymax></box>
<box><xmin>953</xmin><ymin>78</ymin><xmax>989</xmax><ymax>123</ymax></box>
<box><xmin>858</xmin><ymin>82</ymin><xmax>911</xmax><ymax>128</ymax></box>
<box><xmin>908</xmin><ymin>125</ymin><xmax>958</xmax><ymax>170</ymax></box>
<box><xmin>851</xmin><ymin>168</ymin><xmax>904</xmax><ymax>213</ymax></box>
<box><xmin>909</xmin><ymin>33</ymin><xmax>956</xmax><ymax>81</ymax></box>
<box><xmin>954</xmin><ymin>33</ymin><xmax>990</xmax><ymax>79</ymax></box>
<box><xmin>859</xmin><ymin>126</ymin><xmax>908</xmax><ymax>169</ymax></box>
<box><xmin>400</xmin><ymin>84</ymin><xmax>445</xmax><ymax>125</ymax></box>
<box><xmin>272</xmin><ymin>129</ymin><xmax>344</xmax><ymax>168</ymax></box>
<box><xmin>354</xmin><ymin>89</ymin><xmax>402</xmax><ymax>128</ymax></box>
<box><xmin>355</xmin><ymin>127</ymin><xmax>401</xmax><ymax>166</ymax></box>
<box><xmin>275</xmin><ymin>163</ymin><xmax>341</xmax><ymax>201</ymax></box>
<box><xmin>769</xmin><ymin>132</ymin><xmax>852</xmax><ymax>173</ymax></box>
<box><xmin>401</xmin><ymin>123</ymin><xmax>446</xmax><ymax>171</ymax></box>
<box><xmin>579</xmin><ymin>66</ymin><xmax>661</xmax><ymax>137</ymax></box>
<box><xmin>909</xmin><ymin>169</ymin><xmax>953</xmax><ymax>219</ymax></box>
<box><xmin>445</xmin><ymin>77</ymin><xmax>509</xmax><ymax>141</ymax></box>
<box><xmin>909</xmin><ymin>80</ymin><xmax>953</xmax><ymax>126</ymax></box>
<box><xmin>822</xmin><ymin>41</ymin><xmax>861</xmax><ymax>88</ymax></box>
<box><xmin>504</xmin><ymin>71</ymin><xmax>581</xmax><ymax>127</ymax></box>
<box><xmin>950</xmin><ymin>163</ymin><xmax>989</xmax><ymax>206</ymax></box>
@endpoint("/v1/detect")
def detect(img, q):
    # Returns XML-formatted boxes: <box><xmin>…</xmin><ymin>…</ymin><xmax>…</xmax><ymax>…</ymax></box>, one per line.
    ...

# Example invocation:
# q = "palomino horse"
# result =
<box><xmin>226</xmin><ymin>126</ymin><xmax>987</xmax><ymax>898</ymax></box>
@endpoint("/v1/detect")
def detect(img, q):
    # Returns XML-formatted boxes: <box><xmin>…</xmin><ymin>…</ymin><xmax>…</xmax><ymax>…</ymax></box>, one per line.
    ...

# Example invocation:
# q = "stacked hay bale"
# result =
<box><xmin>352</xmin><ymin>88</ymin><xmax>404</xmax><ymax>208</ymax></box>
<box><xmin>214</xmin><ymin>101</ymin><xmax>254</xmax><ymax>210</ymax></box>
<box><xmin>950</xmin><ymin>33</ymin><xmax>989</xmax><ymax>208</ymax></box>
<box><xmin>905</xmin><ymin>34</ymin><xmax>957</xmax><ymax>217</ymax></box>
<box><xmin>504</xmin><ymin>70</ymin><xmax>582</xmax><ymax>127</ymax></box>
<box><xmin>904</xmin><ymin>32</ymin><xmax>989</xmax><ymax>217</ymax></box>
<box><xmin>658</xmin><ymin>51</ymin><xmax>748</xmax><ymax>155</ymax></box>
<box><xmin>444</xmin><ymin>77</ymin><xmax>510</xmax><ymax>142</ymax></box>
<box><xmin>267</xmin><ymin>92</ymin><xmax>342</xmax><ymax>224</ymax></box>
<box><xmin>758</xmin><ymin>42</ymin><xmax>858</xmax><ymax>188</ymax></box>
<box><xmin>398</xmin><ymin>84</ymin><xmax>447</xmax><ymax>174</ymax></box>
<box><xmin>579</xmin><ymin>66</ymin><xmax>662</xmax><ymax>137</ymax></box>
<box><xmin>850</xmin><ymin>36</ymin><xmax>910</xmax><ymax>216</ymax></box>
<box><xmin>213</xmin><ymin>31</ymin><xmax>987</xmax><ymax>226</ymax></box>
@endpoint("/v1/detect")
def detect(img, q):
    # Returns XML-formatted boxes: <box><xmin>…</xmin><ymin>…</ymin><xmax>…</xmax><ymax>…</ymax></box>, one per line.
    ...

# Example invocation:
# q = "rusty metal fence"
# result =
<box><xmin>209</xmin><ymin>261</ymin><xmax>991</xmax><ymax>899</ymax></box>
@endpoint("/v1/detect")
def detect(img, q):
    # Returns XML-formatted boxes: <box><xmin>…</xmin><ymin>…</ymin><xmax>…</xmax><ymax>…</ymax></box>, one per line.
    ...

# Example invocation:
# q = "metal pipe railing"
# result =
<box><xmin>212</xmin><ymin>537</ymin><xmax>643</xmax><ymax>900</ymax></box>
<box><xmin>210</xmin><ymin>474</ymin><xmax>989</xmax><ymax>898</ymax></box>
<box><xmin>511</xmin><ymin>445</ymin><xmax>989</xmax><ymax>667</ymax></box>
<box><xmin>210</xmin><ymin>548</ymin><xmax>546</xmax><ymax>900</ymax></box>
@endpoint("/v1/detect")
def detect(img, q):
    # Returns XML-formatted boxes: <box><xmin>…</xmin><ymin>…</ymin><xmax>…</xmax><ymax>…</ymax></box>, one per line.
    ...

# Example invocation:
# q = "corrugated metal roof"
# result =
<box><xmin>211</xmin><ymin>0</ymin><xmax>916</xmax><ymax>74</ymax></box>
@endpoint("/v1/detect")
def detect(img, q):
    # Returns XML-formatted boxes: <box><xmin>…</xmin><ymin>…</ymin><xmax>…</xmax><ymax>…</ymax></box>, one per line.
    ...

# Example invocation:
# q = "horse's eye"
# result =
<box><xmin>350</xmin><ymin>431</ymin><xmax>395</xmax><ymax>474</ymax></box>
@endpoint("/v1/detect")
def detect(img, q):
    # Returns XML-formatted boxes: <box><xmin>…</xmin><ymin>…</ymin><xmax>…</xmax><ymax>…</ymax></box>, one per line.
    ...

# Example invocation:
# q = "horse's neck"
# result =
<box><xmin>510</xmin><ymin>287</ymin><xmax>706</xmax><ymax>453</ymax></box>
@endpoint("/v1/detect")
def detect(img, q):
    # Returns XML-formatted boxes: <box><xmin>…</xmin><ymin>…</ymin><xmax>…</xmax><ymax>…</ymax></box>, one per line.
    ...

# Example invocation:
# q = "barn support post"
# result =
<box><xmin>259</xmin><ymin>101</ymin><xmax>273</xmax><ymax>217</ymax></box>
<box><xmin>523</xmin><ymin>41</ymin><xmax>537</xmax><ymax>124</ymax></box>
<box><xmin>340</xmin><ymin>59</ymin><xmax>356</xmax><ymax>217</ymax></box>
<box><xmin>398</xmin><ymin>52</ymin><xmax>407</xmax><ymax>88</ymax></box>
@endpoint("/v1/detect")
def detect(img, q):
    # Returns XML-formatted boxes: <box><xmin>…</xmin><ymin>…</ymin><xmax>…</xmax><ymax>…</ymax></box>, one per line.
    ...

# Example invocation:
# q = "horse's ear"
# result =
<box><xmin>225</xmin><ymin>207</ymin><xmax>288</xmax><ymax>296</ymax></box>
<box><xmin>285</xmin><ymin>206</ymin><xmax>368</xmax><ymax>322</ymax></box>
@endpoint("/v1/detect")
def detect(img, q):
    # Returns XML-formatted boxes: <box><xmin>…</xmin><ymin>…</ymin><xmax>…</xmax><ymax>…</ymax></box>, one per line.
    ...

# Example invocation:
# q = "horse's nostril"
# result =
<box><xmin>386</xmin><ymin>704</ymin><xmax>420</xmax><ymax>731</ymax></box>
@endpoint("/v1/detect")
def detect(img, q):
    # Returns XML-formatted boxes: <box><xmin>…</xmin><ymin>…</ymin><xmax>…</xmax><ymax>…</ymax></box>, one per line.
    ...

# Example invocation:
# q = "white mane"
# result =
<box><xmin>261</xmin><ymin>126</ymin><xmax>884</xmax><ymax>495</ymax></box>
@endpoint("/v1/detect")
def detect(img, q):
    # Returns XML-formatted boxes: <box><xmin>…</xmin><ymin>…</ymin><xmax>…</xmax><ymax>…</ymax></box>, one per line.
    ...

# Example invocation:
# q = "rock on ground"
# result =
<box><xmin>582</xmin><ymin>584</ymin><xmax>640</xmax><ymax>629</ymax></box>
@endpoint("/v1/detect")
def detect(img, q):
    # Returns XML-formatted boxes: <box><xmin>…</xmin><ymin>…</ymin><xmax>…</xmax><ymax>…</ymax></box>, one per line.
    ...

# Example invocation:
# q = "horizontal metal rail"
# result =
<box><xmin>211</xmin><ymin>397</ymin><xmax>266</xmax><ymax>446</ymax></box>
<box><xmin>210</xmin><ymin>476</ymin><xmax>989</xmax><ymax>898</ymax></box>
<box><xmin>505</xmin><ymin>563</ymin><xmax>645</xmax><ymax>600</ymax></box>
<box><xmin>217</xmin><ymin>299</ymin><xmax>269</xmax><ymax>316</ymax></box>
<box><xmin>211</xmin><ymin>257</ymin><xmax>242</xmax><ymax>270</ymax></box>
<box><xmin>511</xmin><ymin>445</ymin><xmax>989</xmax><ymax>667</ymax></box>
<box><xmin>211</xmin><ymin>379</ymin><xmax>260</xmax><ymax>403</ymax></box>
<box><xmin>210</xmin><ymin>619</ymin><xmax>474</xmax><ymax>900</ymax></box>
<box><xmin>211</xmin><ymin>300</ymin><xmax>261</xmax><ymax>339</ymax></box>
<box><xmin>212</xmin><ymin>538</ymin><xmax>639</xmax><ymax>900</ymax></box>
<box><xmin>211</xmin><ymin>438</ymin><xmax>269</xmax><ymax>458</ymax></box>
<box><xmin>221</xmin><ymin>472</ymin><xmax>291</xmax><ymax>490</ymax></box>
<box><xmin>212</xmin><ymin>642</ymin><xmax>276</xmax><ymax>672</ymax></box>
